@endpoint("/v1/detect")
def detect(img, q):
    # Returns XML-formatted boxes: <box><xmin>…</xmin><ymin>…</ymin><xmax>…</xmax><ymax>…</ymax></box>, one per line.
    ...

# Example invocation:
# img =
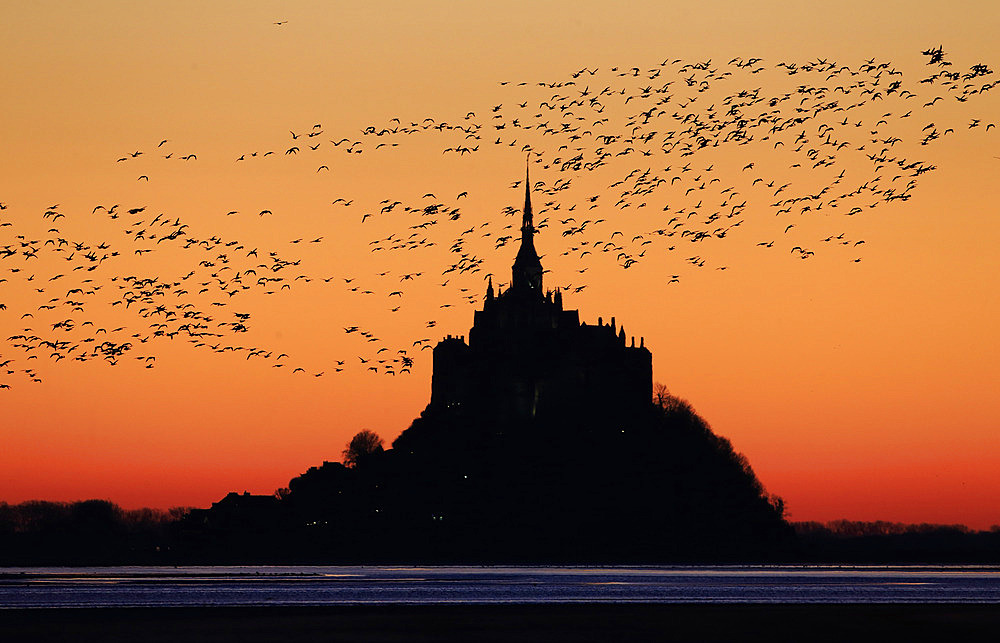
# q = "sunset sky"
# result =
<box><xmin>1</xmin><ymin>1</ymin><xmax>998</xmax><ymax>529</ymax></box>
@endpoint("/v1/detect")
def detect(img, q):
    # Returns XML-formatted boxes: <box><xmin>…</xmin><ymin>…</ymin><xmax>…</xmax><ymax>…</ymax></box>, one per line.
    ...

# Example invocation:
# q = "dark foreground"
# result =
<box><xmin>3</xmin><ymin>604</ymin><xmax>1000</xmax><ymax>642</ymax></box>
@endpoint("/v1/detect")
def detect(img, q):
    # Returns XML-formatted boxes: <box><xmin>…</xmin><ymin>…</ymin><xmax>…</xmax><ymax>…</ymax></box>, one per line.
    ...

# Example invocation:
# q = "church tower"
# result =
<box><xmin>511</xmin><ymin>162</ymin><xmax>543</xmax><ymax>295</ymax></box>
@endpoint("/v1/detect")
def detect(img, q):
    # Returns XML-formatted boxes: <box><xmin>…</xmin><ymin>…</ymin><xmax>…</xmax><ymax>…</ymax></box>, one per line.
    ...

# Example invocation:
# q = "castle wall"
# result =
<box><xmin>431</xmin><ymin>302</ymin><xmax>652</xmax><ymax>420</ymax></box>
<box><xmin>431</xmin><ymin>336</ymin><xmax>471</xmax><ymax>408</ymax></box>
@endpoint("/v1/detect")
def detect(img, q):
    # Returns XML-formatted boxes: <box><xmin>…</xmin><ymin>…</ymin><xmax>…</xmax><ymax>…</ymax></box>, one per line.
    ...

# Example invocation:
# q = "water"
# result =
<box><xmin>2</xmin><ymin>566</ymin><xmax>999</xmax><ymax>608</ymax></box>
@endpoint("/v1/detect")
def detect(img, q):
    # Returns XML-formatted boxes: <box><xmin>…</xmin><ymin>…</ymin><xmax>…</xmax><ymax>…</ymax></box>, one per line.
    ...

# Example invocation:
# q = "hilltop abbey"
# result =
<box><xmin>430</xmin><ymin>169</ymin><xmax>652</xmax><ymax>419</ymax></box>
<box><xmin>184</xmin><ymin>168</ymin><xmax>790</xmax><ymax>564</ymax></box>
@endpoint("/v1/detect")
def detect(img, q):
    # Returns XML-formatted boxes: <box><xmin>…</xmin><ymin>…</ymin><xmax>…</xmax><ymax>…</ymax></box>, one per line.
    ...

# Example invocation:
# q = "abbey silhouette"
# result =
<box><xmin>173</xmin><ymin>166</ymin><xmax>791</xmax><ymax>563</ymax></box>
<box><xmin>432</xmin><ymin>167</ymin><xmax>652</xmax><ymax>418</ymax></box>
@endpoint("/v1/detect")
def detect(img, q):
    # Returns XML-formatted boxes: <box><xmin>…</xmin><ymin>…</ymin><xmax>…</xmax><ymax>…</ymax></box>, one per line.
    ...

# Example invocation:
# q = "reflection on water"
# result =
<box><xmin>1</xmin><ymin>566</ymin><xmax>999</xmax><ymax>608</ymax></box>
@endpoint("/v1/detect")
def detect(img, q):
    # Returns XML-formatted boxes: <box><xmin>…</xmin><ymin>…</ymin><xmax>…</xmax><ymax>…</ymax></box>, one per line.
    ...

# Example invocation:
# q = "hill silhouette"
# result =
<box><xmin>272</xmin><ymin>387</ymin><xmax>792</xmax><ymax>563</ymax></box>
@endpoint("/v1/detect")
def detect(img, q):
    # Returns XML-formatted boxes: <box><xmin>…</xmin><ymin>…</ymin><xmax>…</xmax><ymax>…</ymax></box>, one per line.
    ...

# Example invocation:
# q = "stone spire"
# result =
<box><xmin>511</xmin><ymin>157</ymin><xmax>543</xmax><ymax>295</ymax></box>
<box><xmin>522</xmin><ymin>160</ymin><xmax>534</xmax><ymax>233</ymax></box>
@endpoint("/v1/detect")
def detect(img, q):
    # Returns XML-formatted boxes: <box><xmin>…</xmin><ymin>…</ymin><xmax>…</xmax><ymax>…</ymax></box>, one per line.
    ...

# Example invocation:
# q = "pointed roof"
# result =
<box><xmin>511</xmin><ymin>157</ymin><xmax>543</xmax><ymax>294</ymax></box>
<box><xmin>522</xmin><ymin>159</ymin><xmax>533</xmax><ymax>232</ymax></box>
<box><xmin>515</xmin><ymin>157</ymin><xmax>539</xmax><ymax>262</ymax></box>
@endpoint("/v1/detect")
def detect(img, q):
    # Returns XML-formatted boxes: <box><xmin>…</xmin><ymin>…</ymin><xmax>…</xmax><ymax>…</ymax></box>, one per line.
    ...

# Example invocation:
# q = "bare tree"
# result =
<box><xmin>653</xmin><ymin>382</ymin><xmax>671</xmax><ymax>408</ymax></box>
<box><xmin>342</xmin><ymin>429</ymin><xmax>384</xmax><ymax>468</ymax></box>
<box><xmin>653</xmin><ymin>382</ymin><xmax>691</xmax><ymax>414</ymax></box>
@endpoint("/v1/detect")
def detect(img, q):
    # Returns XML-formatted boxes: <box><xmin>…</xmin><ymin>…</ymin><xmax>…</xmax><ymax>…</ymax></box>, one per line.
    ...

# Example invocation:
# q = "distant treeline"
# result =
<box><xmin>795</xmin><ymin>520</ymin><xmax>999</xmax><ymax>538</ymax></box>
<box><xmin>2</xmin><ymin>502</ymin><xmax>998</xmax><ymax>565</ymax></box>
<box><xmin>791</xmin><ymin>520</ymin><xmax>1000</xmax><ymax>563</ymax></box>
<box><xmin>0</xmin><ymin>500</ymin><xmax>186</xmax><ymax>565</ymax></box>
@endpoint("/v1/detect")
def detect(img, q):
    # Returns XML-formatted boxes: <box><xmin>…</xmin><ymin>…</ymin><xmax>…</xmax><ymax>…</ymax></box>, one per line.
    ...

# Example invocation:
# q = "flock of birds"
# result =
<box><xmin>1</xmin><ymin>46</ymin><xmax>997</xmax><ymax>389</ymax></box>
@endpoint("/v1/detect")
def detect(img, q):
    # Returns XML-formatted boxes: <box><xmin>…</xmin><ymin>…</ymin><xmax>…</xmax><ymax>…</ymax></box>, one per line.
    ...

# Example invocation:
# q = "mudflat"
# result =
<box><xmin>3</xmin><ymin>604</ymin><xmax>1000</xmax><ymax>642</ymax></box>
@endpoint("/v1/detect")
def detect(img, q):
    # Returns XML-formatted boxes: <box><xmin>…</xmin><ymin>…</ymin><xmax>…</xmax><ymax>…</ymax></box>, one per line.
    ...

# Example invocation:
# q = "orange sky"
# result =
<box><xmin>1</xmin><ymin>1</ymin><xmax>999</xmax><ymax>529</ymax></box>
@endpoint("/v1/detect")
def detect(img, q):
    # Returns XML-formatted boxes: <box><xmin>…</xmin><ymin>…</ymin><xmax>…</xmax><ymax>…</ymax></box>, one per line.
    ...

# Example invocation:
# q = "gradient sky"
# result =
<box><xmin>1</xmin><ymin>1</ymin><xmax>998</xmax><ymax>528</ymax></box>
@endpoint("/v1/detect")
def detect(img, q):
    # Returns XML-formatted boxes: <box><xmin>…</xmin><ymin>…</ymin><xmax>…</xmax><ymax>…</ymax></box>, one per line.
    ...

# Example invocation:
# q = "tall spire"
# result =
<box><xmin>511</xmin><ymin>155</ymin><xmax>543</xmax><ymax>295</ymax></box>
<box><xmin>522</xmin><ymin>156</ymin><xmax>533</xmax><ymax>233</ymax></box>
